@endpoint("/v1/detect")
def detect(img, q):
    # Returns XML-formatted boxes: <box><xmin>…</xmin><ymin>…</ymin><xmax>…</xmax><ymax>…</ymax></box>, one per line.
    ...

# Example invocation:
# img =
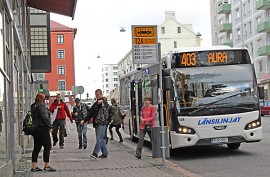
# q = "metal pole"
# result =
<box><xmin>240</xmin><ymin>0</ymin><xmax>244</xmax><ymax>48</ymax></box>
<box><xmin>158</xmin><ymin>43</ymin><xmax>165</xmax><ymax>166</ymax></box>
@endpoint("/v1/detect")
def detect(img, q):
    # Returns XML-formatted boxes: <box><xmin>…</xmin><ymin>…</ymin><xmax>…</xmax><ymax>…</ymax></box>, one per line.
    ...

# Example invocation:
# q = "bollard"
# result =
<box><xmin>152</xmin><ymin>126</ymin><xmax>170</xmax><ymax>158</ymax></box>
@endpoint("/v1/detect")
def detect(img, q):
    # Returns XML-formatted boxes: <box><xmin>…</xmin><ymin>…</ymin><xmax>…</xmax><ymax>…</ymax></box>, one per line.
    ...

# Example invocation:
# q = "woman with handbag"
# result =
<box><xmin>135</xmin><ymin>96</ymin><xmax>156</xmax><ymax>159</ymax></box>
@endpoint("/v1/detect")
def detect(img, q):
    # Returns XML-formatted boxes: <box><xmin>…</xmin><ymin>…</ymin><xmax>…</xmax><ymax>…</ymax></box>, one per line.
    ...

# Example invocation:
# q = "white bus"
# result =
<box><xmin>119</xmin><ymin>46</ymin><xmax>263</xmax><ymax>150</ymax></box>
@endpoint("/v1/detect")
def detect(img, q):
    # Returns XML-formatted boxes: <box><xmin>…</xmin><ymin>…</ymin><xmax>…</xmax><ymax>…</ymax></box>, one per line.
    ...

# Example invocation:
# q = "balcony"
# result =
<box><xmin>256</xmin><ymin>0</ymin><xmax>270</xmax><ymax>10</ymax></box>
<box><xmin>257</xmin><ymin>21</ymin><xmax>270</xmax><ymax>33</ymax></box>
<box><xmin>219</xmin><ymin>23</ymin><xmax>232</xmax><ymax>32</ymax></box>
<box><xmin>218</xmin><ymin>3</ymin><xmax>231</xmax><ymax>14</ymax></box>
<box><xmin>222</xmin><ymin>41</ymin><xmax>233</xmax><ymax>47</ymax></box>
<box><xmin>258</xmin><ymin>45</ymin><xmax>270</xmax><ymax>56</ymax></box>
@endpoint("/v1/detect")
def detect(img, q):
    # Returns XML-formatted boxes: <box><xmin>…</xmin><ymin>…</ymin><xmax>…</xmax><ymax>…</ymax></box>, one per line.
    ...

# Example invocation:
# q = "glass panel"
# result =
<box><xmin>0</xmin><ymin>73</ymin><xmax>7</xmax><ymax>163</ymax></box>
<box><xmin>0</xmin><ymin>11</ymin><xmax>3</xmax><ymax>69</ymax></box>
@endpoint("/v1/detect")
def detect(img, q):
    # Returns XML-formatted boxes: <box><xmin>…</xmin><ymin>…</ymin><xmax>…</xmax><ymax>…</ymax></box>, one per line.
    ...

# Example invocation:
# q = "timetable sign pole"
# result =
<box><xmin>132</xmin><ymin>25</ymin><xmax>158</xmax><ymax>64</ymax></box>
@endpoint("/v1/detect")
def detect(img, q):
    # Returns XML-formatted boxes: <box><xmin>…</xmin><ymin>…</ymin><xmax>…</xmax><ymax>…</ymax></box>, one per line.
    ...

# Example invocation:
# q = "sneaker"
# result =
<box><xmin>78</xmin><ymin>145</ymin><xmax>82</xmax><ymax>149</ymax></box>
<box><xmin>53</xmin><ymin>141</ymin><xmax>57</xmax><ymax>146</ymax></box>
<box><xmin>98</xmin><ymin>154</ymin><xmax>107</xmax><ymax>158</ymax></box>
<box><xmin>31</xmin><ymin>167</ymin><xmax>43</xmax><ymax>172</ymax></box>
<box><xmin>135</xmin><ymin>154</ymin><xmax>141</xmax><ymax>159</ymax></box>
<box><xmin>43</xmin><ymin>166</ymin><xmax>56</xmax><ymax>172</ymax></box>
<box><xmin>83</xmin><ymin>145</ymin><xmax>87</xmax><ymax>149</ymax></box>
<box><xmin>60</xmin><ymin>145</ymin><xmax>64</xmax><ymax>149</ymax></box>
<box><xmin>119</xmin><ymin>139</ymin><xmax>123</xmax><ymax>143</ymax></box>
<box><xmin>110</xmin><ymin>137</ymin><xmax>114</xmax><ymax>140</ymax></box>
<box><xmin>90</xmin><ymin>154</ymin><xmax>97</xmax><ymax>159</ymax></box>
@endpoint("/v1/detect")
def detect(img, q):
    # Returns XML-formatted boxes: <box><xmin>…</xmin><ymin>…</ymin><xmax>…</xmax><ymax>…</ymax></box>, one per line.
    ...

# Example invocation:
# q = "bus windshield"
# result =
<box><xmin>173</xmin><ymin>64</ymin><xmax>259</xmax><ymax>116</ymax></box>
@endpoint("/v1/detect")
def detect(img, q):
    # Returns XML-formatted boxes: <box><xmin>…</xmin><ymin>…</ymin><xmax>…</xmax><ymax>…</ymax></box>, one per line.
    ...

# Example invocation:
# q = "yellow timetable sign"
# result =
<box><xmin>134</xmin><ymin>37</ymin><xmax>156</xmax><ymax>45</ymax></box>
<box><xmin>133</xmin><ymin>27</ymin><xmax>156</xmax><ymax>37</ymax></box>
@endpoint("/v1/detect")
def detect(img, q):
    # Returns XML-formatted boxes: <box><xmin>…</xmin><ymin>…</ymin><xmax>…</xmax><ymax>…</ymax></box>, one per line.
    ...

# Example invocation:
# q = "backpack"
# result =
<box><xmin>23</xmin><ymin>111</ymin><xmax>36</xmax><ymax>135</ymax></box>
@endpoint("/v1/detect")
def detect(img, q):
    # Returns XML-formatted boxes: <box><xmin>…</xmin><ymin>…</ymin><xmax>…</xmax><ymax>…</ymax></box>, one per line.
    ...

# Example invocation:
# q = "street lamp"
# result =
<box><xmin>120</xmin><ymin>27</ymin><xmax>126</xmax><ymax>32</ymax></box>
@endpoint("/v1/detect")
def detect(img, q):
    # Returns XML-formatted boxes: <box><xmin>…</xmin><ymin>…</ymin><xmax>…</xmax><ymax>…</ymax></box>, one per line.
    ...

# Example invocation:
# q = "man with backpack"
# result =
<box><xmin>72</xmin><ymin>98</ymin><xmax>91</xmax><ymax>149</ymax></box>
<box><xmin>81</xmin><ymin>89</ymin><xmax>112</xmax><ymax>159</ymax></box>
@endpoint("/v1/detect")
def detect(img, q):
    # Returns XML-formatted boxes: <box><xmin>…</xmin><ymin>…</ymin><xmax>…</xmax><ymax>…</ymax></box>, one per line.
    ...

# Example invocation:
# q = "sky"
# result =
<box><xmin>50</xmin><ymin>0</ymin><xmax>212</xmax><ymax>98</ymax></box>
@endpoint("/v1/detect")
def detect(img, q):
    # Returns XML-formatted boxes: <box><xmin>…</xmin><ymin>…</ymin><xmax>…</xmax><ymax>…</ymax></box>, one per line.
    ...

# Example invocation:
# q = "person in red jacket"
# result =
<box><xmin>49</xmin><ymin>94</ymin><xmax>73</xmax><ymax>149</ymax></box>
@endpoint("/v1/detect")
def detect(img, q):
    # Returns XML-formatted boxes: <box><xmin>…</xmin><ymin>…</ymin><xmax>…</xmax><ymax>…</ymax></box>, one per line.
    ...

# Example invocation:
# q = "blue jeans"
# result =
<box><xmin>92</xmin><ymin>125</ymin><xmax>108</xmax><ymax>156</ymax></box>
<box><xmin>76</xmin><ymin>122</ymin><xmax>88</xmax><ymax>146</ymax></box>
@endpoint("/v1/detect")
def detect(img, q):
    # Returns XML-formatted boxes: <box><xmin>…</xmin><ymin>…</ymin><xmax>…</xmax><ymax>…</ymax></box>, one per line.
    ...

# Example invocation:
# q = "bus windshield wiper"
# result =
<box><xmin>189</xmin><ymin>91</ymin><xmax>249</xmax><ymax>116</ymax></box>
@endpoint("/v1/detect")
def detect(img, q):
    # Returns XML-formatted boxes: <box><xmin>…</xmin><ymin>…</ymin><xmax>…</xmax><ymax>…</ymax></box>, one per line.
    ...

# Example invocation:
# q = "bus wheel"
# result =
<box><xmin>227</xmin><ymin>143</ymin><xmax>241</xmax><ymax>150</ymax></box>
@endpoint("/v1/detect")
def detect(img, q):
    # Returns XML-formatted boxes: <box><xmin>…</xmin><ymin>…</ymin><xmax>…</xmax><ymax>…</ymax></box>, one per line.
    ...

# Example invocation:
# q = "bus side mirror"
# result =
<box><xmin>163</xmin><ymin>76</ymin><xmax>171</xmax><ymax>91</ymax></box>
<box><xmin>258</xmin><ymin>86</ymin><xmax>264</xmax><ymax>99</ymax></box>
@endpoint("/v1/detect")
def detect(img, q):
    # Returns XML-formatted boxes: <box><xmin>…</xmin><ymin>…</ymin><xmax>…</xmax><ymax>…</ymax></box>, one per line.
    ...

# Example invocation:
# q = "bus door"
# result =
<box><xmin>130</xmin><ymin>80</ymin><xmax>143</xmax><ymax>135</ymax></box>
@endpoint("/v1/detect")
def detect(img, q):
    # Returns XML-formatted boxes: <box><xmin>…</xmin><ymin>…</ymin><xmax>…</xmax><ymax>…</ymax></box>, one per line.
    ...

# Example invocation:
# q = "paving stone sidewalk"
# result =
<box><xmin>14</xmin><ymin>122</ymin><xmax>194</xmax><ymax>177</ymax></box>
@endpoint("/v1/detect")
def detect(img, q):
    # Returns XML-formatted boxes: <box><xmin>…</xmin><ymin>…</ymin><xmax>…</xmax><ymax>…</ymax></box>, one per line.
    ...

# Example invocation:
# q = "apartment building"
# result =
<box><xmin>210</xmin><ymin>0</ymin><xmax>270</xmax><ymax>99</ymax></box>
<box><xmin>46</xmin><ymin>20</ymin><xmax>77</xmax><ymax>106</ymax></box>
<box><xmin>102</xmin><ymin>64</ymin><xmax>119</xmax><ymax>100</ymax></box>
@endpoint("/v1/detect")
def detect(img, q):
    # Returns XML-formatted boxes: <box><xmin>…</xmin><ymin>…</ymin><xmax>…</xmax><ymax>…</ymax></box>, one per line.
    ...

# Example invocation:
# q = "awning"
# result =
<box><xmin>27</xmin><ymin>0</ymin><xmax>77</xmax><ymax>19</ymax></box>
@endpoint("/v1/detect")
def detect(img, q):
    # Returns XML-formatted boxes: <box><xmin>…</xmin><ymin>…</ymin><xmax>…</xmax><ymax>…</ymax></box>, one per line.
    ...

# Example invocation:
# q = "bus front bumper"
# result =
<box><xmin>170</xmin><ymin>127</ymin><xmax>262</xmax><ymax>149</ymax></box>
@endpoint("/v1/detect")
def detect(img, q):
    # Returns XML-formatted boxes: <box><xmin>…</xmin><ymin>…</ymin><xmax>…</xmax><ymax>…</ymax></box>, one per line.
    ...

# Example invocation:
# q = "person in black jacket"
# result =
<box><xmin>72</xmin><ymin>98</ymin><xmax>91</xmax><ymax>149</ymax></box>
<box><xmin>81</xmin><ymin>89</ymin><xmax>110</xmax><ymax>159</ymax></box>
<box><xmin>31</xmin><ymin>93</ymin><xmax>56</xmax><ymax>172</ymax></box>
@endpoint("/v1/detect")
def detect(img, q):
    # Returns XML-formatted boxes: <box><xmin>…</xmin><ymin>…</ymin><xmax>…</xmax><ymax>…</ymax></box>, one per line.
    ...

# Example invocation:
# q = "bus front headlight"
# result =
<box><xmin>245</xmin><ymin>118</ymin><xmax>261</xmax><ymax>130</ymax></box>
<box><xmin>178</xmin><ymin>126</ymin><xmax>196</xmax><ymax>134</ymax></box>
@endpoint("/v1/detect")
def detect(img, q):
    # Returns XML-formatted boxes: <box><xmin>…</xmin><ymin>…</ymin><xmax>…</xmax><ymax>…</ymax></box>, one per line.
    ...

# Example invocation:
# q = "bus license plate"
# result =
<box><xmin>211</xmin><ymin>138</ymin><xmax>228</xmax><ymax>144</ymax></box>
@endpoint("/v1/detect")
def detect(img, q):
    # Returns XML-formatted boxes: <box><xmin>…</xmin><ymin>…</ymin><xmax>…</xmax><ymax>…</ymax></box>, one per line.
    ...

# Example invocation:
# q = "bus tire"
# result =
<box><xmin>227</xmin><ymin>143</ymin><xmax>241</xmax><ymax>150</ymax></box>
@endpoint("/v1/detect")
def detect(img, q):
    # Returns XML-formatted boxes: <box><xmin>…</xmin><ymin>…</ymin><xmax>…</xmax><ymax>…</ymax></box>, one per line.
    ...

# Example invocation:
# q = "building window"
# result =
<box><xmin>105</xmin><ymin>73</ymin><xmax>108</xmax><ymax>76</ymax></box>
<box><xmin>177</xmin><ymin>27</ymin><xmax>181</xmax><ymax>33</ymax></box>
<box><xmin>161</xmin><ymin>27</ymin><xmax>165</xmax><ymax>34</ymax></box>
<box><xmin>58</xmin><ymin>80</ymin><xmax>66</xmax><ymax>90</ymax></box>
<box><xmin>249</xmin><ymin>21</ymin><xmax>252</xmax><ymax>33</ymax></box>
<box><xmin>57</xmin><ymin>50</ymin><xmax>65</xmax><ymax>59</ymax></box>
<box><xmin>58</xmin><ymin>66</ymin><xmax>65</xmax><ymax>75</ymax></box>
<box><xmin>235</xmin><ymin>8</ymin><xmax>240</xmax><ymax>19</ymax></box>
<box><xmin>244</xmin><ymin>24</ymin><xmax>247</xmax><ymax>35</ymax></box>
<box><xmin>57</xmin><ymin>34</ymin><xmax>64</xmax><ymax>43</ymax></box>
<box><xmin>250</xmin><ymin>43</ymin><xmax>253</xmax><ymax>55</ymax></box>
<box><xmin>114</xmin><ymin>84</ymin><xmax>118</xmax><ymax>87</ymax></box>
<box><xmin>105</xmin><ymin>67</ymin><xmax>108</xmax><ymax>71</ymax></box>
<box><xmin>105</xmin><ymin>79</ymin><xmax>108</xmax><ymax>82</ymax></box>
<box><xmin>106</xmin><ymin>84</ymin><xmax>109</xmax><ymax>88</ymax></box>
<box><xmin>256</xmin><ymin>16</ymin><xmax>261</xmax><ymax>26</ymax></box>
<box><xmin>114</xmin><ymin>78</ymin><xmax>118</xmax><ymax>82</ymax></box>
<box><xmin>174</xmin><ymin>41</ymin><xmax>177</xmax><ymax>48</ymax></box>
<box><xmin>236</xmin><ymin>28</ymin><xmax>241</xmax><ymax>39</ymax></box>
<box><xmin>113</xmin><ymin>66</ymin><xmax>118</xmax><ymax>70</ymax></box>
<box><xmin>242</xmin><ymin>3</ymin><xmax>246</xmax><ymax>15</ymax></box>
<box><xmin>113</xmin><ymin>72</ymin><xmax>118</xmax><ymax>76</ymax></box>
<box><xmin>259</xmin><ymin>61</ymin><xmax>263</xmax><ymax>72</ymax></box>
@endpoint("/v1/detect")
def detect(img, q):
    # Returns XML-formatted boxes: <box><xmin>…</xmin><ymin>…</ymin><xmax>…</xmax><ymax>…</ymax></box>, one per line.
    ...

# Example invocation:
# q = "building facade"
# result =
<box><xmin>0</xmin><ymin>0</ymin><xmax>76</xmax><ymax>176</ymax></box>
<box><xmin>210</xmin><ymin>0</ymin><xmax>270</xmax><ymax>99</ymax></box>
<box><xmin>102</xmin><ymin>64</ymin><xmax>119</xmax><ymax>100</ymax></box>
<box><xmin>46</xmin><ymin>20</ymin><xmax>77</xmax><ymax>107</ymax></box>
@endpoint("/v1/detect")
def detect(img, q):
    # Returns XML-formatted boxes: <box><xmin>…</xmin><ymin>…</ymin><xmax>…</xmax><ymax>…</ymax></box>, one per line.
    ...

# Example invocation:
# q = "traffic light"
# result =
<box><xmin>86</xmin><ymin>93</ymin><xmax>89</xmax><ymax>100</ymax></box>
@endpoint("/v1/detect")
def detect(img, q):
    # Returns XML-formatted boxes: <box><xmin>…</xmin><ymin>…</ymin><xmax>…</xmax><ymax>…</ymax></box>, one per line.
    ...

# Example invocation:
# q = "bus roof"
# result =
<box><xmin>166</xmin><ymin>46</ymin><xmax>246</xmax><ymax>55</ymax></box>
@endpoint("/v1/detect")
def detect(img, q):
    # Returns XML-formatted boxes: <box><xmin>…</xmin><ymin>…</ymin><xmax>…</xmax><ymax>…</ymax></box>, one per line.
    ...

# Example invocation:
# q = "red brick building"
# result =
<box><xmin>46</xmin><ymin>20</ymin><xmax>77</xmax><ymax>106</ymax></box>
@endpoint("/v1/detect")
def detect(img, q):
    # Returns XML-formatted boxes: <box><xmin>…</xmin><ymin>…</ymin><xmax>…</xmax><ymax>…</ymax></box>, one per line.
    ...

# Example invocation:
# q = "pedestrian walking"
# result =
<box><xmin>31</xmin><ymin>93</ymin><xmax>56</xmax><ymax>172</ymax></box>
<box><xmin>81</xmin><ymin>89</ymin><xmax>111</xmax><ymax>159</ymax></box>
<box><xmin>49</xmin><ymin>94</ymin><xmax>73</xmax><ymax>149</ymax></box>
<box><xmin>109</xmin><ymin>98</ymin><xmax>124</xmax><ymax>142</ymax></box>
<box><xmin>135</xmin><ymin>96</ymin><xmax>156</xmax><ymax>159</ymax></box>
<box><xmin>72</xmin><ymin>98</ymin><xmax>91</xmax><ymax>149</ymax></box>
